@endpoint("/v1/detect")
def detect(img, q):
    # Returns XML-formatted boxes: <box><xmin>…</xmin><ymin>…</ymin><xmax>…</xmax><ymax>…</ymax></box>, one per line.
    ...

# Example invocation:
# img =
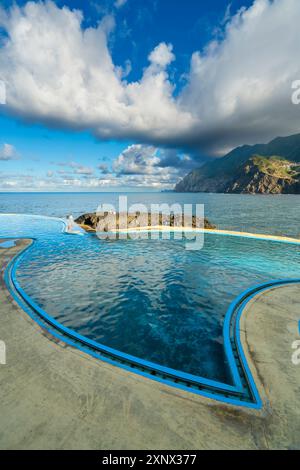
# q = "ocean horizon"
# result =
<box><xmin>1</xmin><ymin>191</ymin><xmax>299</xmax><ymax>238</ymax></box>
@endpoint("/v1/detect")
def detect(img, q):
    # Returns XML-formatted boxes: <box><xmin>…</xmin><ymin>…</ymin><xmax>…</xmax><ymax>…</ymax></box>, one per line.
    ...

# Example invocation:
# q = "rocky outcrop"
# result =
<box><xmin>224</xmin><ymin>157</ymin><xmax>300</xmax><ymax>194</ymax></box>
<box><xmin>75</xmin><ymin>213</ymin><xmax>216</xmax><ymax>232</ymax></box>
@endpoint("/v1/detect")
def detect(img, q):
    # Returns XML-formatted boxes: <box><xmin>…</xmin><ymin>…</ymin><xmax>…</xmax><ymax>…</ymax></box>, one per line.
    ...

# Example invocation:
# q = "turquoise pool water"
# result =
<box><xmin>1</xmin><ymin>214</ymin><xmax>299</xmax><ymax>385</ymax></box>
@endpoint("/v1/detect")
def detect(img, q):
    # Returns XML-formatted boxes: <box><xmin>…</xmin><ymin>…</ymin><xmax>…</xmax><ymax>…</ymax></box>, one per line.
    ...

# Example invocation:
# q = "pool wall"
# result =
<box><xmin>2</xmin><ymin>214</ymin><xmax>300</xmax><ymax>409</ymax></box>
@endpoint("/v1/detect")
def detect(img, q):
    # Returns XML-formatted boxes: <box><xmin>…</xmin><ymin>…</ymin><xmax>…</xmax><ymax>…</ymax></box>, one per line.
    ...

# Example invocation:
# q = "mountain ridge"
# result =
<box><xmin>175</xmin><ymin>133</ymin><xmax>300</xmax><ymax>194</ymax></box>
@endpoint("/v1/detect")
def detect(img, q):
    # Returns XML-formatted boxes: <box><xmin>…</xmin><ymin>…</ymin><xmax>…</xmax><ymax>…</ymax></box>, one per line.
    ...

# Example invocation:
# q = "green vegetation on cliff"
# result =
<box><xmin>175</xmin><ymin>133</ymin><xmax>300</xmax><ymax>194</ymax></box>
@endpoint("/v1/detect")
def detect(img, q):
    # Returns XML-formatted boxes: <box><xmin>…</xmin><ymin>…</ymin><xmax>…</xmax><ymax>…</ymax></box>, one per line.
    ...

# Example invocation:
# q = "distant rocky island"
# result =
<box><xmin>175</xmin><ymin>133</ymin><xmax>300</xmax><ymax>194</ymax></box>
<box><xmin>76</xmin><ymin>213</ymin><xmax>216</xmax><ymax>232</ymax></box>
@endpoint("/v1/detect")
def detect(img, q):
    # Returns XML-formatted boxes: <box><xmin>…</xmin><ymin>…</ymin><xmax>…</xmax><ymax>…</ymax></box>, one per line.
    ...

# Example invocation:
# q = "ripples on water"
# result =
<box><xmin>0</xmin><ymin>191</ymin><xmax>300</xmax><ymax>237</ymax></box>
<box><xmin>1</xmin><ymin>215</ymin><xmax>298</xmax><ymax>385</ymax></box>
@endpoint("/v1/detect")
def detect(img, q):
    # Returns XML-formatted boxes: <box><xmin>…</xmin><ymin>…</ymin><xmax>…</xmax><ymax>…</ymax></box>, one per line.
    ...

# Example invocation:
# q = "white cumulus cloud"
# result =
<box><xmin>180</xmin><ymin>0</ymin><xmax>300</xmax><ymax>153</ymax></box>
<box><xmin>112</xmin><ymin>144</ymin><xmax>195</xmax><ymax>188</ymax></box>
<box><xmin>0</xmin><ymin>1</ymin><xmax>193</xmax><ymax>148</ymax></box>
<box><xmin>0</xmin><ymin>143</ymin><xmax>19</xmax><ymax>160</ymax></box>
<box><xmin>148</xmin><ymin>43</ymin><xmax>175</xmax><ymax>68</ymax></box>
<box><xmin>0</xmin><ymin>0</ymin><xmax>300</xmax><ymax>157</ymax></box>
<box><xmin>113</xmin><ymin>145</ymin><xmax>160</xmax><ymax>175</ymax></box>
<box><xmin>114</xmin><ymin>0</ymin><xmax>128</xmax><ymax>9</ymax></box>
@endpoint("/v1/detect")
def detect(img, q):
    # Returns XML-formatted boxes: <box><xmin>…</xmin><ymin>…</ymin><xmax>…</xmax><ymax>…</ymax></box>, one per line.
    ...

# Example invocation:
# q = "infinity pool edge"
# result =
<box><xmin>2</xmin><ymin>214</ymin><xmax>300</xmax><ymax>410</ymax></box>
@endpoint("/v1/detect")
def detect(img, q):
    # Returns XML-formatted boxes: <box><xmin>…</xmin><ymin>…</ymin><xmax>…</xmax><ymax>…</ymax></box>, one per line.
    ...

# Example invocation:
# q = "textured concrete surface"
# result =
<box><xmin>0</xmin><ymin>239</ymin><xmax>299</xmax><ymax>450</ymax></box>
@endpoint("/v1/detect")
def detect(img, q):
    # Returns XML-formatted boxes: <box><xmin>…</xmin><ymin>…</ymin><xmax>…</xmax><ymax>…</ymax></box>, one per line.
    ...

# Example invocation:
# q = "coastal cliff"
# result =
<box><xmin>175</xmin><ymin>133</ymin><xmax>300</xmax><ymax>194</ymax></box>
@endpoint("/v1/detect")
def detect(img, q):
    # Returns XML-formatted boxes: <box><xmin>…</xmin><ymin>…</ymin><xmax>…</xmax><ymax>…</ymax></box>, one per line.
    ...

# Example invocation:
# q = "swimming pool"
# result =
<box><xmin>1</xmin><ymin>214</ymin><xmax>299</xmax><ymax>408</ymax></box>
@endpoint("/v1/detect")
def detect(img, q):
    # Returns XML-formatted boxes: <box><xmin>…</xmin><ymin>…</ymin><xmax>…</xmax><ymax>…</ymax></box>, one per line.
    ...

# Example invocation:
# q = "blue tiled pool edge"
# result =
<box><xmin>2</xmin><ymin>215</ymin><xmax>300</xmax><ymax>409</ymax></box>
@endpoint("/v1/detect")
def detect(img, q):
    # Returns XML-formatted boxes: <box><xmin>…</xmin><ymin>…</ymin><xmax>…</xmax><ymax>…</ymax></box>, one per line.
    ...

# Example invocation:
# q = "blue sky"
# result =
<box><xmin>0</xmin><ymin>0</ymin><xmax>299</xmax><ymax>191</ymax></box>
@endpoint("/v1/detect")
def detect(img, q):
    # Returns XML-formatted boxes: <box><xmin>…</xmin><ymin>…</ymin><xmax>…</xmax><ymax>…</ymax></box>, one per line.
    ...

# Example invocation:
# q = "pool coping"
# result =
<box><xmin>84</xmin><ymin>225</ymin><xmax>300</xmax><ymax>245</ymax></box>
<box><xmin>1</xmin><ymin>214</ymin><xmax>300</xmax><ymax>410</ymax></box>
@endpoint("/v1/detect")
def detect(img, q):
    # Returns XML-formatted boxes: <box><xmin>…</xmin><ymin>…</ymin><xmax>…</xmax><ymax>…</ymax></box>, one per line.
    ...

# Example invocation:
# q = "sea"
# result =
<box><xmin>0</xmin><ymin>191</ymin><xmax>299</xmax><ymax>238</ymax></box>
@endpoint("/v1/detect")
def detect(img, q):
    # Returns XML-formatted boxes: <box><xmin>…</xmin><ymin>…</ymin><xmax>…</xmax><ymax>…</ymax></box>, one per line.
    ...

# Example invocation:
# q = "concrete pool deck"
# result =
<box><xmin>0</xmin><ymin>239</ymin><xmax>299</xmax><ymax>450</ymax></box>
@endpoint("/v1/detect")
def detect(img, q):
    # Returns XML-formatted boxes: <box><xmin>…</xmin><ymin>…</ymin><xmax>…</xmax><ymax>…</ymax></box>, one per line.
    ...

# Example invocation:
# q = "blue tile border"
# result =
<box><xmin>2</xmin><ymin>214</ymin><xmax>300</xmax><ymax>409</ymax></box>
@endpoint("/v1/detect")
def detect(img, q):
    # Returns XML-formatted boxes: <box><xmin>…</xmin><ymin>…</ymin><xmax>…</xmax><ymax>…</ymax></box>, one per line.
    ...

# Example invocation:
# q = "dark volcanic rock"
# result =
<box><xmin>75</xmin><ymin>212</ymin><xmax>216</xmax><ymax>231</ymax></box>
<box><xmin>175</xmin><ymin>133</ymin><xmax>300</xmax><ymax>194</ymax></box>
<box><xmin>224</xmin><ymin>157</ymin><xmax>300</xmax><ymax>194</ymax></box>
